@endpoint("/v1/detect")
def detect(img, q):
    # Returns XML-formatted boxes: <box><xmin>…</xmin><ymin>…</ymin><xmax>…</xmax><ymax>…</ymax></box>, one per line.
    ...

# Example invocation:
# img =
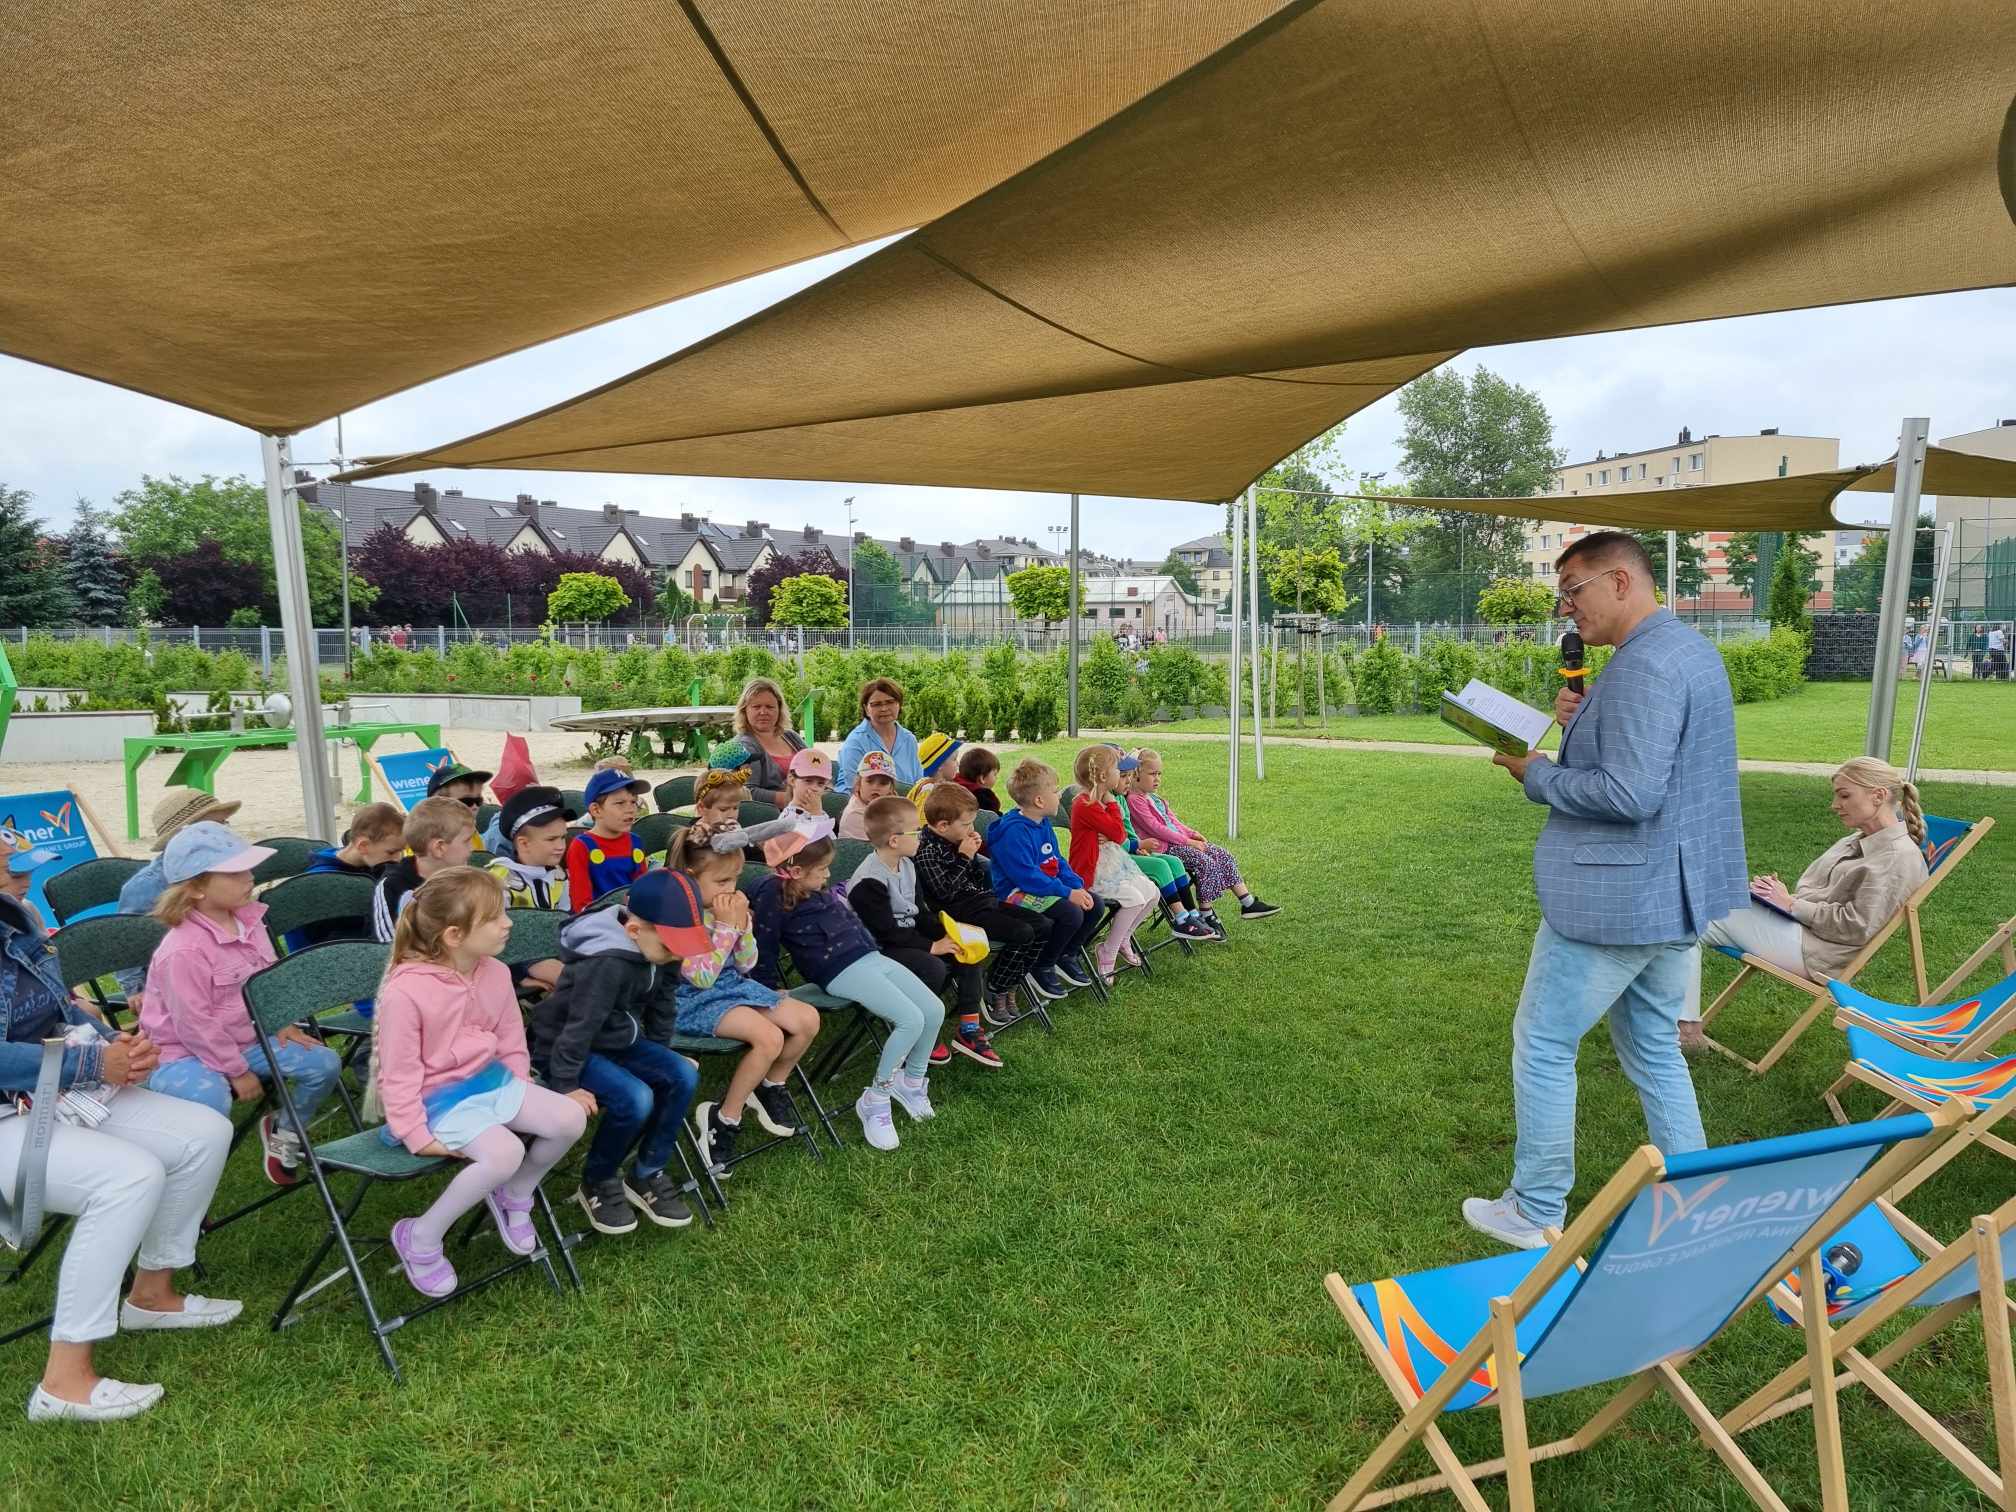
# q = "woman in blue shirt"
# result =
<box><xmin>834</xmin><ymin>678</ymin><xmax>921</xmax><ymax>794</ymax></box>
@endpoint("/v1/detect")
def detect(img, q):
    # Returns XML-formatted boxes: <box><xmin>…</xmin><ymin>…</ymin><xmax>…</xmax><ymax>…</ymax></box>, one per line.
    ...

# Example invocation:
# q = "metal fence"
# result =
<box><xmin>0</xmin><ymin>613</ymin><xmax>1782</xmax><ymax>672</ymax></box>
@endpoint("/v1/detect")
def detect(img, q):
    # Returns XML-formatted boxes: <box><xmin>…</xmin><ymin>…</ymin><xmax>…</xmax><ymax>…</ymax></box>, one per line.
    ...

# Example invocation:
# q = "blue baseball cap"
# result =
<box><xmin>162</xmin><ymin>821</ymin><xmax>274</xmax><ymax>884</ymax></box>
<box><xmin>625</xmin><ymin>868</ymin><xmax>712</xmax><ymax>956</ymax></box>
<box><xmin>6</xmin><ymin>847</ymin><xmax>59</xmax><ymax>877</ymax></box>
<box><xmin>583</xmin><ymin>768</ymin><xmax>651</xmax><ymax>808</ymax></box>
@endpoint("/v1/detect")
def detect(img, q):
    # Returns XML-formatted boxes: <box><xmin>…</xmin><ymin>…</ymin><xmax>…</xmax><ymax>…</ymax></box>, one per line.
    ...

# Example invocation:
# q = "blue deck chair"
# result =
<box><xmin>1727</xmin><ymin>1191</ymin><xmax>2016</xmax><ymax>1505</ymax></box>
<box><xmin>1324</xmin><ymin>1107</ymin><xmax>1965</xmax><ymax>1512</ymax></box>
<box><xmin>1821</xmin><ymin>970</ymin><xmax>2016</xmax><ymax>1123</ymax></box>
<box><xmin>1826</xmin><ymin>1023</ymin><xmax>2016</xmax><ymax>1204</ymax></box>
<box><xmin>1698</xmin><ymin>813</ymin><xmax>1995</xmax><ymax>1076</ymax></box>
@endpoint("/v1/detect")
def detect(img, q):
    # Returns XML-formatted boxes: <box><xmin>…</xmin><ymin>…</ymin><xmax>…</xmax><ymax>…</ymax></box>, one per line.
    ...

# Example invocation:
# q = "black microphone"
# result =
<box><xmin>1559</xmin><ymin>631</ymin><xmax>1586</xmax><ymax>683</ymax></box>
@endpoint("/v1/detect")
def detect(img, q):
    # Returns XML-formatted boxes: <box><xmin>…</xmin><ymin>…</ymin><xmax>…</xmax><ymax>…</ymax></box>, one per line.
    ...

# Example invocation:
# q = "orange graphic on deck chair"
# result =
<box><xmin>1371</xmin><ymin>1279</ymin><xmax>1505</xmax><ymax>1401</ymax></box>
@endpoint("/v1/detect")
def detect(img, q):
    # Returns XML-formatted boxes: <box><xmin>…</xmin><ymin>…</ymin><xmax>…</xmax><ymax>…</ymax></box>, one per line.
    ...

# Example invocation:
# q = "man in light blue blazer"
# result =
<box><xmin>1464</xmin><ymin>531</ymin><xmax>1749</xmax><ymax>1249</ymax></box>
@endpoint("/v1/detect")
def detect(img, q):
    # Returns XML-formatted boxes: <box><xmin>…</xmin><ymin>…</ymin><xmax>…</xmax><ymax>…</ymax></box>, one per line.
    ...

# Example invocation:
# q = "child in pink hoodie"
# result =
<box><xmin>370</xmin><ymin>867</ymin><xmax>592</xmax><ymax>1299</ymax></box>
<box><xmin>142</xmin><ymin>821</ymin><xmax>343</xmax><ymax>1187</ymax></box>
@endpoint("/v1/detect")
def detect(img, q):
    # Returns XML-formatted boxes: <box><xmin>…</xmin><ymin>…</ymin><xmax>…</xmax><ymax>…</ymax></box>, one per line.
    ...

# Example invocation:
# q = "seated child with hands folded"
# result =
<box><xmin>370</xmin><ymin>868</ymin><xmax>591</xmax><ymax>1296</ymax></box>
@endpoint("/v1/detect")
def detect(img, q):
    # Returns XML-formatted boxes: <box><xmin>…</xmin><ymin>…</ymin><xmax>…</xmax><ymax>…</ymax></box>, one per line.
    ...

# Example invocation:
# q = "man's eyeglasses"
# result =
<box><xmin>1554</xmin><ymin>567</ymin><xmax>1619</xmax><ymax>614</ymax></box>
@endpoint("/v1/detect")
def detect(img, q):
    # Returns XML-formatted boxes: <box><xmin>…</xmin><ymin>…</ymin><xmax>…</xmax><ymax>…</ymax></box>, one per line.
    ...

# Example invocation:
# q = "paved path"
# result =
<box><xmin>1080</xmin><ymin>730</ymin><xmax>2016</xmax><ymax>788</ymax></box>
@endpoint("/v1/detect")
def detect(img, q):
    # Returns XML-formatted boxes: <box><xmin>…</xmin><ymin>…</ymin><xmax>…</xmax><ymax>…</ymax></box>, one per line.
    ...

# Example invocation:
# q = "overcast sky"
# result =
<box><xmin>4</xmin><ymin>235</ymin><xmax>2011</xmax><ymax>555</ymax></box>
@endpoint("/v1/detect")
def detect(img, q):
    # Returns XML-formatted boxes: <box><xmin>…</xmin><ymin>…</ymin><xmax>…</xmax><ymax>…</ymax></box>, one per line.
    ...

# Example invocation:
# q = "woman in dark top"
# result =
<box><xmin>707</xmin><ymin>676</ymin><xmax>808</xmax><ymax>808</ymax></box>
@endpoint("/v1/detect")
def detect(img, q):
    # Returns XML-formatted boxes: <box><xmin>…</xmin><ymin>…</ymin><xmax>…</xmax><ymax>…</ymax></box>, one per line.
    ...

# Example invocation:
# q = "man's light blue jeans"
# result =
<box><xmin>1510</xmin><ymin>921</ymin><xmax>1706</xmax><ymax>1226</ymax></box>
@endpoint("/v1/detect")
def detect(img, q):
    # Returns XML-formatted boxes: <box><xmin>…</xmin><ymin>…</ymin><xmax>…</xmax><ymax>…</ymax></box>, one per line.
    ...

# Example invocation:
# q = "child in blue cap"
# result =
<box><xmin>564</xmin><ymin>767</ymin><xmax>652</xmax><ymax>913</ymax></box>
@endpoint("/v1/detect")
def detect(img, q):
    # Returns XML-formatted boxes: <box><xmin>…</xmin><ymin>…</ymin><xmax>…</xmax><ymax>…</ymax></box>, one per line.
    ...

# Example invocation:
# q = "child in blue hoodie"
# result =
<box><xmin>986</xmin><ymin>759</ymin><xmax>1105</xmax><ymax>999</ymax></box>
<box><xmin>747</xmin><ymin>834</ymin><xmax>945</xmax><ymax>1154</ymax></box>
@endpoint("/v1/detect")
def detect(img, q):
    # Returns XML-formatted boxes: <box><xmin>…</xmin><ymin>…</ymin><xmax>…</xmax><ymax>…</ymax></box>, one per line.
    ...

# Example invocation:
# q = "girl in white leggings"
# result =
<box><xmin>0</xmin><ymin>895</ymin><xmax>237</xmax><ymax>1423</ymax></box>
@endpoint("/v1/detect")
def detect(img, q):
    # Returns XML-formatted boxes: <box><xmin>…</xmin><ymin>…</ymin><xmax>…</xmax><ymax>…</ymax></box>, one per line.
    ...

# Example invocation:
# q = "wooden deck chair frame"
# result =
<box><xmin>1723</xmin><ymin>1191</ymin><xmax>2016</xmax><ymax>1505</ymax></box>
<box><xmin>1697</xmin><ymin>815</ymin><xmax>1994</xmax><ymax>1076</ymax></box>
<box><xmin>1323</xmin><ymin>1102</ymin><xmax>1968</xmax><ymax>1512</ymax></box>
<box><xmin>247</xmin><ymin>942</ymin><xmax>577</xmax><ymax>1382</ymax></box>
<box><xmin>1822</xmin><ymin>960</ymin><xmax>2016</xmax><ymax>1124</ymax></box>
<box><xmin>1825</xmin><ymin>1015</ymin><xmax>2016</xmax><ymax>1205</ymax></box>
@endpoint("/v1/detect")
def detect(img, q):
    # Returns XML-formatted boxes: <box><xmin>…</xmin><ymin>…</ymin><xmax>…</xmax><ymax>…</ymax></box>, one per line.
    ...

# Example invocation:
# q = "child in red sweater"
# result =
<box><xmin>1068</xmin><ymin>746</ymin><xmax>1159</xmax><ymax>983</ymax></box>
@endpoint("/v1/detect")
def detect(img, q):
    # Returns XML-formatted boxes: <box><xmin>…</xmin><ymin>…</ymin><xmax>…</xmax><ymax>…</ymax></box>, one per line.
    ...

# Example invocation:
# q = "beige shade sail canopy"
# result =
<box><xmin>1345</xmin><ymin>446</ymin><xmax>2016</xmax><ymax>533</ymax></box>
<box><xmin>341</xmin><ymin>0</ymin><xmax>2016</xmax><ymax>501</ymax></box>
<box><xmin>0</xmin><ymin>0</ymin><xmax>1290</xmax><ymax>433</ymax></box>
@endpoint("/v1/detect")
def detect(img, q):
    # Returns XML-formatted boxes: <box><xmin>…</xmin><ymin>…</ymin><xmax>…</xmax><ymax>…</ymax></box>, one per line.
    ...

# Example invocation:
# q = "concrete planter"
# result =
<box><xmin>339</xmin><ymin>693</ymin><xmax>583</xmax><ymax>731</ymax></box>
<box><xmin>2</xmin><ymin>710</ymin><xmax>156</xmax><ymax>762</ymax></box>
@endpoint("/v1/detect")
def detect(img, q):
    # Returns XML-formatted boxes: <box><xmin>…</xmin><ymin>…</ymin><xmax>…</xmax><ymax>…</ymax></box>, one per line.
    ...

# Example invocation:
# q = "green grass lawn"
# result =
<box><xmin>8</xmin><ymin>741</ymin><xmax>2013</xmax><ymax>1508</ymax></box>
<box><xmin>1129</xmin><ymin>679</ymin><xmax>2016</xmax><ymax>772</ymax></box>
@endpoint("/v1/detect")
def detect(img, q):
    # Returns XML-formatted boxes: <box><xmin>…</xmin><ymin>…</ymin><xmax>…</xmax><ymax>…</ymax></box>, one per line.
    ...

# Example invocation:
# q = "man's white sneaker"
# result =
<box><xmin>854</xmin><ymin>1089</ymin><xmax>899</xmax><ymax>1151</ymax></box>
<box><xmin>26</xmin><ymin>1379</ymin><xmax>164</xmax><ymax>1422</ymax></box>
<box><xmin>1461</xmin><ymin>1194</ymin><xmax>1549</xmax><ymax>1251</ymax></box>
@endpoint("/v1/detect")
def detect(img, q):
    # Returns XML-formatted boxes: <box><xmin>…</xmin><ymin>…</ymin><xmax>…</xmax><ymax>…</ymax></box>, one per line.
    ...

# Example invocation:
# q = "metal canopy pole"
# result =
<box><xmin>1067</xmin><ymin>492</ymin><xmax>1081</xmax><ymax>737</ymax></box>
<box><xmin>261</xmin><ymin>433</ymin><xmax>335</xmax><ymax>840</ymax></box>
<box><xmin>1904</xmin><ymin>523</ymin><xmax>1955</xmax><ymax>785</ymax></box>
<box><xmin>1865</xmin><ymin>417</ymin><xmax>1931</xmax><ymax>761</ymax></box>
<box><xmin>1665</xmin><ymin>529</ymin><xmax>1678</xmax><ymax>608</ymax></box>
<box><xmin>1246</xmin><ymin>483</ymin><xmax>1265</xmax><ymax>780</ymax></box>
<box><xmin>1226</xmin><ymin>496</ymin><xmax>1243</xmax><ymax>838</ymax></box>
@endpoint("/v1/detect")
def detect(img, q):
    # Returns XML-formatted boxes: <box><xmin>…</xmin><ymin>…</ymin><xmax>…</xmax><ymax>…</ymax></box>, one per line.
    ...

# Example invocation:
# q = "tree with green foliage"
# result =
<box><xmin>61</xmin><ymin>499</ymin><xmax>131</xmax><ymax>625</ymax></box>
<box><xmin>1157</xmin><ymin>551</ymin><xmax>1200</xmax><ymax>596</ymax></box>
<box><xmin>1394</xmin><ymin>366</ymin><xmax>1563</xmax><ymax>620</ymax></box>
<box><xmin>1723</xmin><ymin>531</ymin><xmax>1820</xmax><ymax>602</ymax></box>
<box><xmin>1474</xmin><ymin>576</ymin><xmax>1556</xmax><ymax>625</ymax></box>
<box><xmin>655</xmin><ymin>572</ymin><xmax>697</xmax><ymax>624</ymax></box>
<box><xmin>1831</xmin><ymin>517</ymin><xmax>1936</xmax><ymax>614</ymax></box>
<box><xmin>1264</xmin><ymin>546</ymin><xmax>1351</xmax><ymax>617</ymax></box>
<box><xmin>112</xmin><ymin>473</ymin><xmax>374</xmax><ymax>623</ymax></box>
<box><xmin>1242</xmin><ymin>424</ymin><xmax>1421</xmax><ymax>624</ymax></box>
<box><xmin>849</xmin><ymin>539</ymin><xmax>933</xmax><ymax>625</ymax></box>
<box><xmin>1005</xmin><ymin>564</ymin><xmax>1071</xmax><ymax>629</ymax></box>
<box><xmin>546</xmin><ymin>571</ymin><xmax>631</xmax><ymax>626</ymax></box>
<box><xmin>1628</xmin><ymin>529</ymin><xmax>1708</xmax><ymax>602</ymax></box>
<box><xmin>0</xmin><ymin>483</ymin><xmax>78</xmax><ymax>628</ymax></box>
<box><xmin>768</xmin><ymin>573</ymin><xmax>849</xmax><ymax>628</ymax></box>
<box><xmin>1766</xmin><ymin>540</ymin><xmax>1812</xmax><ymax>632</ymax></box>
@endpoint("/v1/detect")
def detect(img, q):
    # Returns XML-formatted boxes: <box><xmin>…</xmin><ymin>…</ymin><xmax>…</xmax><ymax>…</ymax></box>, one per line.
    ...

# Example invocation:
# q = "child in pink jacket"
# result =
<box><xmin>142</xmin><ymin>822</ymin><xmax>342</xmax><ymax>1187</ymax></box>
<box><xmin>369</xmin><ymin>867</ymin><xmax>590</xmax><ymax>1299</ymax></box>
<box><xmin>1123</xmin><ymin>748</ymin><xmax>1280</xmax><ymax>927</ymax></box>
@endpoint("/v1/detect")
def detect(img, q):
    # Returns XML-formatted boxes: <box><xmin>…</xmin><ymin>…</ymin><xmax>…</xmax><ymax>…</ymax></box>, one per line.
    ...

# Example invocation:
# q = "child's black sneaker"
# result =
<box><xmin>1028</xmin><ymin>970</ymin><xmax>1068</xmax><ymax>1001</ymax></box>
<box><xmin>1201</xmin><ymin>910</ymin><xmax>1229</xmax><ymax>939</ymax></box>
<box><xmin>1173</xmin><ymin>915</ymin><xmax>1220</xmax><ymax>942</ymax></box>
<box><xmin>1053</xmin><ymin>959</ymin><xmax>1094</xmax><ymax>989</ymax></box>
<box><xmin>983</xmin><ymin>991</ymin><xmax>1020</xmax><ymax>1028</ymax></box>
<box><xmin>1239</xmin><ymin>895</ymin><xmax>1282</xmax><ymax>919</ymax></box>
<box><xmin>951</xmin><ymin>1025</ymin><xmax>1003</xmax><ymax>1069</ymax></box>
<box><xmin>575</xmin><ymin>1178</ymin><xmax>638</xmax><ymax>1235</ymax></box>
<box><xmin>750</xmin><ymin>1082</ymin><xmax>800</xmax><ymax>1137</ymax></box>
<box><xmin>622</xmin><ymin>1168</ymin><xmax>694</xmax><ymax>1229</ymax></box>
<box><xmin>697</xmin><ymin>1101</ymin><xmax>741</xmax><ymax>1176</ymax></box>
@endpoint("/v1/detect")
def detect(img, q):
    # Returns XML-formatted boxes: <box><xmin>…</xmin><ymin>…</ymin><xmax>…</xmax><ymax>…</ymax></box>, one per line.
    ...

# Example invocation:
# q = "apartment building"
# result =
<box><xmin>1522</xmin><ymin>427</ymin><xmax>1841</xmax><ymax>609</ymax></box>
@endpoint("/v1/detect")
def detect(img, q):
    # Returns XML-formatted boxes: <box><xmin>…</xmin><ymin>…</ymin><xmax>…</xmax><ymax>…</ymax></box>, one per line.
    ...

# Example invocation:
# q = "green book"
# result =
<box><xmin>1439</xmin><ymin>679</ymin><xmax>1554</xmax><ymax>758</ymax></box>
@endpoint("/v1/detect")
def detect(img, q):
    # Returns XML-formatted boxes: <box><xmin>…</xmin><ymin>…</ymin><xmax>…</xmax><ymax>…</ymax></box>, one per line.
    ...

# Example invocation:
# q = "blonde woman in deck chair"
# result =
<box><xmin>1681</xmin><ymin>757</ymin><xmax>1927</xmax><ymax>1053</ymax></box>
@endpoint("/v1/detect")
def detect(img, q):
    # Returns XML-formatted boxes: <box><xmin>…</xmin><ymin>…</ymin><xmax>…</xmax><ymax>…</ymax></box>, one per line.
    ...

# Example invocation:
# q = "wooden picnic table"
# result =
<box><xmin>122</xmin><ymin>720</ymin><xmax>441</xmax><ymax>839</ymax></box>
<box><xmin>548</xmin><ymin>705</ymin><xmax>737</xmax><ymax>763</ymax></box>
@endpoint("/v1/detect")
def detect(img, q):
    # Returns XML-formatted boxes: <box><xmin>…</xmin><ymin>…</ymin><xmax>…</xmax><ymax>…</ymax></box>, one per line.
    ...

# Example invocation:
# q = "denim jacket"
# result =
<box><xmin>0</xmin><ymin>896</ymin><xmax>112</xmax><ymax>1095</ymax></box>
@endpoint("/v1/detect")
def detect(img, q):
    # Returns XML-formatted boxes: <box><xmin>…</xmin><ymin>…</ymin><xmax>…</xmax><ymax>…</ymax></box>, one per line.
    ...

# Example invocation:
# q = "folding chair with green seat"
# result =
<box><xmin>1324</xmin><ymin>1105</ymin><xmax>1966</xmax><ymax>1512</ymax></box>
<box><xmin>1697</xmin><ymin>813</ymin><xmax>1995</xmax><ymax>1076</ymax></box>
<box><xmin>1824</xmin><ymin>1020</ymin><xmax>2016</xmax><ymax>1204</ymax></box>
<box><xmin>250</xmin><ymin>836</ymin><xmax>320</xmax><ymax>886</ymax></box>
<box><xmin>654</xmin><ymin>775</ymin><xmax>696</xmax><ymax>814</ymax></box>
<box><xmin>1724</xmin><ymin>1191</ymin><xmax>2016</xmax><ymax>1505</ymax></box>
<box><xmin>259</xmin><ymin>870</ymin><xmax>382</xmax><ymax>1119</ymax></box>
<box><xmin>740</xmin><ymin>800</ymin><xmax>782</xmax><ymax>826</ymax></box>
<box><xmin>819</xmin><ymin>789</ymin><xmax>849</xmax><ymax>821</ymax></box>
<box><xmin>632</xmin><ymin>811</ymin><xmax>681</xmax><ymax>861</ymax></box>
<box><xmin>49</xmin><ymin>911</ymin><xmax>164</xmax><ymax>1026</ymax></box>
<box><xmin>41</xmin><ymin>856</ymin><xmax>145</xmax><ymax>926</ymax></box>
<box><xmin>1821</xmin><ymin>970</ymin><xmax>2016</xmax><ymax>1123</ymax></box>
<box><xmin>474</xmin><ymin>802</ymin><xmax>500</xmax><ymax>834</ymax></box>
<box><xmin>1048</xmin><ymin>823</ymin><xmax>1116</xmax><ymax>1004</ymax></box>
<box><xmin>557</xmin><ymin>787</ymin><xmax>588</xmax><ymax>816</ymax></box>
<box><xmin>247</xmin><ymin>942</ymin><xmax>576</xmax><ymax>1382</ymax></box>
<box><xmin>829</xmin><ymin>838</ymin><xmax>874</xmax><ymax>885</ymax></box>
<box><xmin>585</xmin><ymin>885</ymin><xmax>631</xmax><ymax>914</ymax></box>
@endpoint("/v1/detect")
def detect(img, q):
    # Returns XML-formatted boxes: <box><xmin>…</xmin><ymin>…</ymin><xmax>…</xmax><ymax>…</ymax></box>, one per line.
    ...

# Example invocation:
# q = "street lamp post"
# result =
<box><xmin>843</xmin><ymin>494</ymin><xmax>857</xmax><ymax>650</ymax></box>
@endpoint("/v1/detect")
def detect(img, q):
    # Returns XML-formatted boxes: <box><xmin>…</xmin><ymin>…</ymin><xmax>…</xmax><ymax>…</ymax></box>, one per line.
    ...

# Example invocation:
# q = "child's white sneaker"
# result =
<box><xmin>854</xmin><ymin>1088</ymin><xmax>899</xmax><ymax>1151</ymax></box>
<box><xmin>889</xmin><ymin>1074</ymin><xmax>935</xmax><ymax>1122</ymax></box>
